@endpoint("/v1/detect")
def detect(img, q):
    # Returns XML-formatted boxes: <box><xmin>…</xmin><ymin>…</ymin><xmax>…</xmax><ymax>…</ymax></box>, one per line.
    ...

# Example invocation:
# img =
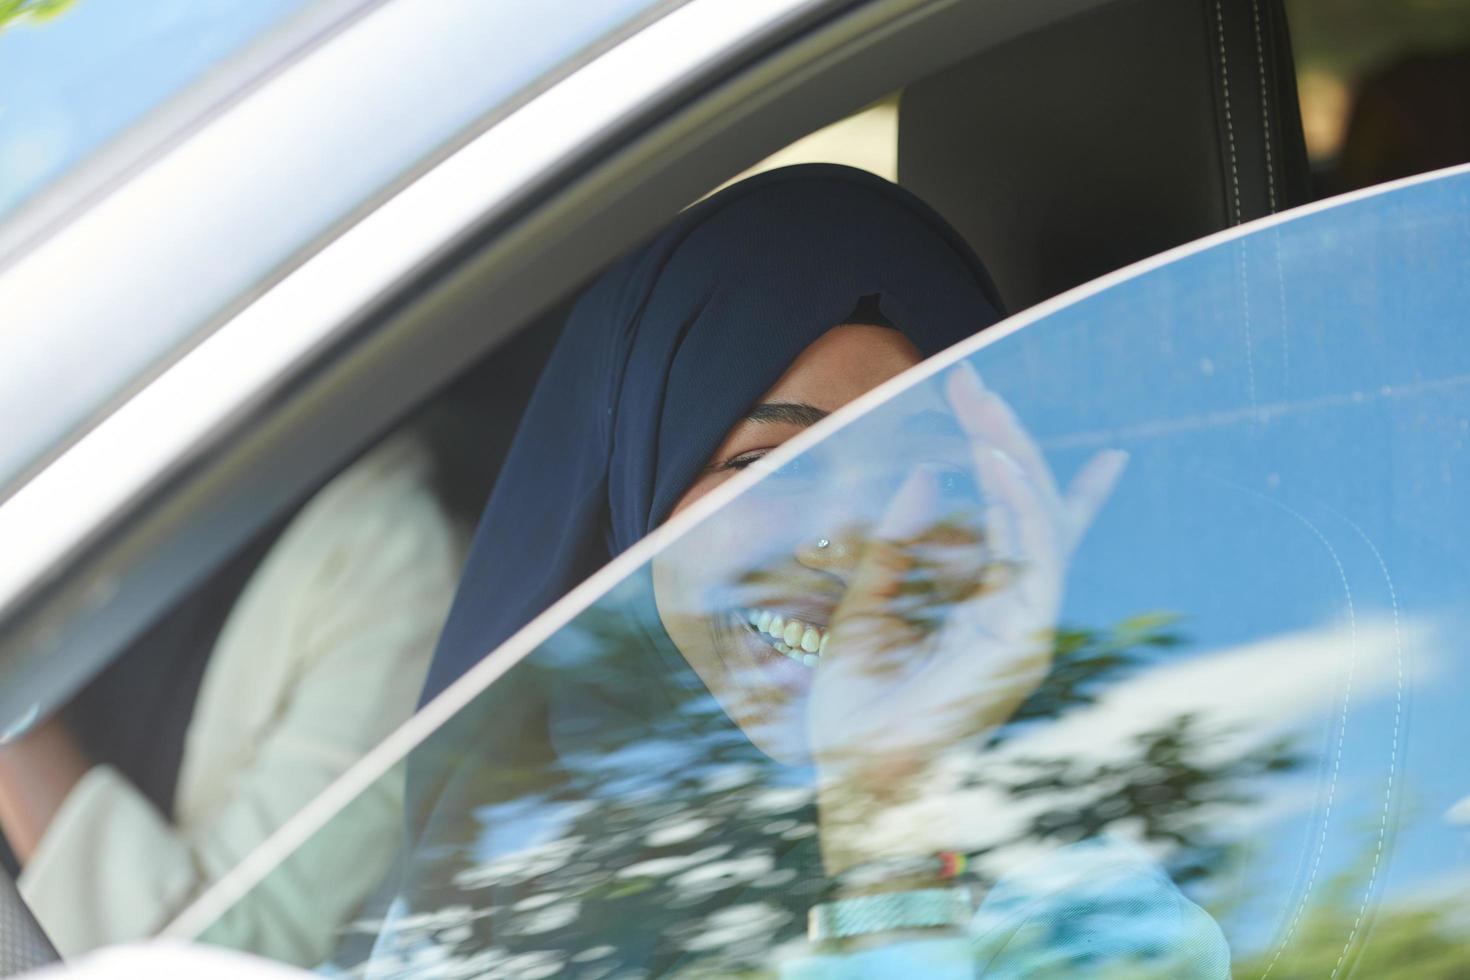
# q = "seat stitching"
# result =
<box><xmin>1215</xmin><ymin>0</ymin><xmax>1242</xmax><ymax>223</ymax></box>
<box><xmin>1252</xmin><ymin>0</ymin><xmax>1278</xmax><ymax>212</ymax></box>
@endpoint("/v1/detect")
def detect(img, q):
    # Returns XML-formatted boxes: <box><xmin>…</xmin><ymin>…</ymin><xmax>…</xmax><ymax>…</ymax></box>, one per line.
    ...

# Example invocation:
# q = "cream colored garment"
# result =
<box><xmin>20</xmin><ymin>434</ymin><xmax>462</xmax><ymax>966</ymax></box>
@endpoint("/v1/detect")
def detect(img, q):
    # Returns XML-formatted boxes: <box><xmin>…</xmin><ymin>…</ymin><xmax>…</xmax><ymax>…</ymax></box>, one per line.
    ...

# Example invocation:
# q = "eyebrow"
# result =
<box><xmin>744</xmin><ymin>401</ymin><xmax>830</xmax><ymax>427</ymax></box>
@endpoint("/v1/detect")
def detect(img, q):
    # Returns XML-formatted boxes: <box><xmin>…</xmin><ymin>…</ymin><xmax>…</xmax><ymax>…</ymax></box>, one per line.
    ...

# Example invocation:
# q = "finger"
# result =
<box><xmin>875</xmin><ymin>464</ymin><xmax>940</xmax><ymax>542</ymax></box>
<box><xmin>979</xmin><ymin>476</ymin><xmax>1017</xmax><ymax>563</ymax></box>
<box><xmin>831</xmin><ymin>467</ymin><xmax>936</xmax><ymax>632</ymax></box>
<box><xmin>946</xmin><ymin>363</ymin><xmax>1061</xmax><ymax>506</ymax></box>
<box><xmin>979</xmin><ymin>447</ymin><xmax>1058</xmax><ymax>575</ymax></box>
<box><xmin>1063</xmin><ymin>449</ymin><xmax>1128</xmax><ymax>550</ymax></box>
<box><xmin>972</xmin><ymin>471</ymin><xmax>1019</xmax><ymax>605</ymax></box>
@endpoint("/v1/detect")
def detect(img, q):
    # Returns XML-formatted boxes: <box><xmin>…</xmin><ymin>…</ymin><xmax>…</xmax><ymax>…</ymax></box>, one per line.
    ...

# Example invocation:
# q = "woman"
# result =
<box><xmin>376</xmin><ymin>165</ymin><xmax>1226</xmax><ymax>978</ymax></box>
<box><xmin>0</xmin><ymin>432</ymin><xmax>462</xmax><ymax>967</ymax></box>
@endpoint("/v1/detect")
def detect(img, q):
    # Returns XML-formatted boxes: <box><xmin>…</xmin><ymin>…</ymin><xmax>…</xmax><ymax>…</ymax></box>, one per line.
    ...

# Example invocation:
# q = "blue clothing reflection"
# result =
<box><xmin>784</xmin><ymin>840</ymin><xmax>1228</xmax><ymax>978</ymax></box>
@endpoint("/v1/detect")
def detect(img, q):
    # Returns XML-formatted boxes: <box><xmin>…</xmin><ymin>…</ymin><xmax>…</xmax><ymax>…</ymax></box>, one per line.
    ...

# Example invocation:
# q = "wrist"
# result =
<box><xmin>809</xmin><ymin>773</ymin><xmax>981</xmax><ymax>943</ymax></box>
<box><xmin>0</xmin><ymin>717</ymin><xmax>91</xmax><ymax>863</ymax></box>
<box><xmin>829</xmin><ymin>850</ymin><xmax>971</xmax><ymax>897</ymax></box>
<box><xmin>815</xmin><ymin>777</ymin><xmax>953</xmax><ymax>877</ymax></box>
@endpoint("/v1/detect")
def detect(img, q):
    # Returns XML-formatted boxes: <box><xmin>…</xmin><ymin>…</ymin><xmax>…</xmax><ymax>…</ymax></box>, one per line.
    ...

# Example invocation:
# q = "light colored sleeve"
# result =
<box><xmin>19</xmin><ymin>435</ymin><xmax>463</xmax><ymax>966</ymax></box>
<box><xmin>30</xmin><ymin>940</ymin><xmax>316</xmax><ymax>980</ymax></box>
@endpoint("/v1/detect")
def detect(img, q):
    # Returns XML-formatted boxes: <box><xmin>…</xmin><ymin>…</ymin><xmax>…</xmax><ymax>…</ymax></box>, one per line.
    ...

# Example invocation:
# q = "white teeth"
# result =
<box><xmin>741</xmin><ymin>607</ymin><xmax>830</xmax><ymax>668</ymax></box>
<box><xmin>819</xmin><ymin>632</ymin><xmax>830</xmax><ymax>656</ymax></box>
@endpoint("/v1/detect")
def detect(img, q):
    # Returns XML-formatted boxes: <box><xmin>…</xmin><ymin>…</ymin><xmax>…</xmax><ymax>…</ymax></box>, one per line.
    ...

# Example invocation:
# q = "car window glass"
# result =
<box><xmin>0</xmin><ymin>0</ymin><xmax>319</xmax><ymax>221</ymax></box>
<box><xmin>171</xmin><ymin>169</ymin><xmax>1470</xmax><ymax>975</ymax></box>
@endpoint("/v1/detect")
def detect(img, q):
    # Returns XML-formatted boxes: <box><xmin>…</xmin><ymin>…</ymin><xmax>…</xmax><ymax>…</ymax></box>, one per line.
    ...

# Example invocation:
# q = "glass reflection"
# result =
<box><xmin>205</xmin><ymin>170</ymin><xmax>1470</xmax><ymax>978</ymax></box>
<box><xmin>351</xmin><ymin>359</ymin><xmax>1237</xmax><ymax>978</ymax></box>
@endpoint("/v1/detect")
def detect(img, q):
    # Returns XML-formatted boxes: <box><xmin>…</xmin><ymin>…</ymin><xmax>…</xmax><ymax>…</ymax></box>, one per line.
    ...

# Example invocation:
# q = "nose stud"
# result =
<box><xmin>815</xmin><ymin>538</ymin><xmax>831</xmax><ymax>550</ymax></box>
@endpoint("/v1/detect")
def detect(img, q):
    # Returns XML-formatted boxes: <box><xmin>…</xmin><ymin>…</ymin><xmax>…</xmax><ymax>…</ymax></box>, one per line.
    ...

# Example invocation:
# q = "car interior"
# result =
<box><xmin>72</xmin><ymin>0</ymin><xmax>1309</xmax><ymax>779</ymax></box>
<box><xmin>4</xmin><ymin>0</ymin><xmax>1470</xmax><ymax>968</ymax></box>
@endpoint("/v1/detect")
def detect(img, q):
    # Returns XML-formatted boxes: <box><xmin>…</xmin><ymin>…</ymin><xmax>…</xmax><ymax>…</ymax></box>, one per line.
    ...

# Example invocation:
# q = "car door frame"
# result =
<box><xmin>0</xmin><ymin>0</ymin><xmax>1119</xmax><ymax>747</ymax></box>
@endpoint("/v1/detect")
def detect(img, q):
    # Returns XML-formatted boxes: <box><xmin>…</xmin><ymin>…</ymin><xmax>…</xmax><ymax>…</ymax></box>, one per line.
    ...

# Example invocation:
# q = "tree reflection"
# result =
<box><xmin>341</xmin><ymin>606</ymin><xmax>1301</xmax><ymax>978</ymax></box>
<box><xmin>1232</xmin><ymin>856</ymin><xmax>1470</xmax><ymax>979</ymax></box>
<box><xmin>996</xmin><ymin>714</ymin><xmax>1299</xmax><ymax>884</ymax></box>
<box><xmin>0</xmin><ymin>0</ymin><xmax>75</xmax><ymax>33</ymax></box>
<box><xmin>1002</xmin><ymin>612</ymin><xmax>1185</xmax><ymax>731</ymax></box>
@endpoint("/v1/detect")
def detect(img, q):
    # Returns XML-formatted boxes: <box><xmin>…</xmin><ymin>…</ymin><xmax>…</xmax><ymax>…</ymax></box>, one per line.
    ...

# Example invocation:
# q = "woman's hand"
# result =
<box><xmin>0</xmin><ymin>716</ymin><xmax>90</xmax><ymax>863</ymax></box>
<box><xmin>809</xmin><ymin>363</ymin><xmax>1126</xmax><ymax>875</ymax></box>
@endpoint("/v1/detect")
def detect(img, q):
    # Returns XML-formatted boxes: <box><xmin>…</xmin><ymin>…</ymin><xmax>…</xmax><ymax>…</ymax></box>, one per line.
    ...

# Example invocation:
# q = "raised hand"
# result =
<box><xmin>809</xmin><ymin>362</ymin><xmax>1126</xmax><ymax>874</ymax></box>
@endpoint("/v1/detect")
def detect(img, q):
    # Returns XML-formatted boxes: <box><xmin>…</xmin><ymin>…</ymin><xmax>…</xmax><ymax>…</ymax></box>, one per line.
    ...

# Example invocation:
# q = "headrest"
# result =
<box><xmin>900</xmin><ymin>0</ymin><xmax>1311</xmax><ymax>311</ymax></box>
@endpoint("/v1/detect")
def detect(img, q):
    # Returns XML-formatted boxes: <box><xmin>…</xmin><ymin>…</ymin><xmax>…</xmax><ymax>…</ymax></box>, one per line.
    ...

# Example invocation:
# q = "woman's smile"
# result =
<box><xmin>740</xmin><ymin>607</ymin><xmax>831</xmax><ymax>664</ymax></box>
<box><xmin>718</xmin><ymin>609</ymin><xmax>818</xmax><ymax>703</ymax></box>
<box><xmin>712</xmin><ymin>579</ymin><xmax>843</xmax><ymax>686</ymax></box>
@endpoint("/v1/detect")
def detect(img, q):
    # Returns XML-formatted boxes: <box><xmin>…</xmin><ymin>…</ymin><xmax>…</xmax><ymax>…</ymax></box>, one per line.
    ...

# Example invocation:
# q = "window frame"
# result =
<box><xmin>0</xmin><ymin>0</ymin><xmax>383</xmax><ymax>268</ymax></box>
<box><xmin>0</xmin><ymin>0</ymin><xmax>708</xmax><ymax>507</ymax></box>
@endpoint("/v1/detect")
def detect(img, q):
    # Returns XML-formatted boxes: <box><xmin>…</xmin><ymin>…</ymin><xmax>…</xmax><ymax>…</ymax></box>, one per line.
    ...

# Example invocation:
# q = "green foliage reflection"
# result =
<box><xmin>0</xmin><ymin>0</ymin><xmax>75</xmax><ymax>33</ymax></box>
<box><xmin>349</xmin><ymin>610</ymin><xmax>1305</xmax><ymax>977</ymax></box>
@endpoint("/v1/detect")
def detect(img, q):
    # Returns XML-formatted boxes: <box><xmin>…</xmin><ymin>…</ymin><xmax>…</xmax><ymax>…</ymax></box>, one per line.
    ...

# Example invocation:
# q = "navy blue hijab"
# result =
<box><xmin>420</xmin><ymin>164</ymin><xmax>1004</xmax><ymax>702</ymax></box>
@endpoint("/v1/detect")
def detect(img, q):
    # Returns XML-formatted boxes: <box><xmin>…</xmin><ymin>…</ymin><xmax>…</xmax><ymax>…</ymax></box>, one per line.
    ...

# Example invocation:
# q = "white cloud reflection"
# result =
<box><xmin>1005</xmin><ymin>617</ymin><xmax>1420</xmax><ymax>764</ymax></box>
<box><xmin>870</xmin><ymin>617</ymin><xmax>1430</xmax><ymax>875</ymax></box>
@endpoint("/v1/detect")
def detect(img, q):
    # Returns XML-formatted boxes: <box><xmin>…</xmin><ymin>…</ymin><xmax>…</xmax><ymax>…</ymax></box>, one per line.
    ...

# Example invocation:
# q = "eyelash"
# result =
<box><xmin>718</xmin><ymin>451</ymin><xmax>769</xmax><ymax>471</ymax></box>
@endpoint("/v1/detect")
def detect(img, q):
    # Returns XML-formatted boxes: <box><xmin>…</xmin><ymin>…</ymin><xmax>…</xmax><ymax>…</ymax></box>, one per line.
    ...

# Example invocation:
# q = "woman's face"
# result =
<box><xmin>651</xmin><ymin>324</ymin><xmax>930</xmax><ymax>764</ymax></box>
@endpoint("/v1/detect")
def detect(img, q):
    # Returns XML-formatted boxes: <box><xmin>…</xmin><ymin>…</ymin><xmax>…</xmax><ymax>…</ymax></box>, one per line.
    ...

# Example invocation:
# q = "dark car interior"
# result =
<box><xmin>422</xmin><ymin>0</ymin><xmax>1315</xmax><ymax>523</ymax></box>
<box><xmin>407</xmin><ymin>0</ymin><xmax>1317</xmax><ymax>522</ymax></box>
<box><xmin>5</xmin><ymin>0</ymin><xmax>1470</xmax><ymax>968</ymax></box>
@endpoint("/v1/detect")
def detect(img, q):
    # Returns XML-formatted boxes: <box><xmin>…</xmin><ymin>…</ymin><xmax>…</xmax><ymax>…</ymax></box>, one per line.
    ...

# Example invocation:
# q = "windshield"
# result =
<box><xmin>0</xmin><ymin>0</ymin><xmax>320</xmax><ymax>222</ymax></box>
<box><xmin>173</xmin><ymin>167</ymin><xmax>1470</xmax><ymax>977</ymax></box>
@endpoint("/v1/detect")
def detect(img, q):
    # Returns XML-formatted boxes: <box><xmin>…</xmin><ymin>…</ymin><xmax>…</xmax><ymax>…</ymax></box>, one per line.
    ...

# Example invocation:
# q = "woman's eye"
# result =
<box><xmin>720</xmin><ymin>451</ymin><xmax>768</xmax><ymax>471</ymax></box>
<box><xmin>717</xmin><ymin>449</ymin><xmax>821</xmax><ymax>489</ymax></box>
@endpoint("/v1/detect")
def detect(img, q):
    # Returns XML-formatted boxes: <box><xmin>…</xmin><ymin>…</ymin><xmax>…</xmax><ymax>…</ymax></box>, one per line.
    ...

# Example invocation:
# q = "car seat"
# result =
<box><xmin>899</xmin><ymin>0</ymin><xmax>1312</xmax><ymax>312</ymax></box>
